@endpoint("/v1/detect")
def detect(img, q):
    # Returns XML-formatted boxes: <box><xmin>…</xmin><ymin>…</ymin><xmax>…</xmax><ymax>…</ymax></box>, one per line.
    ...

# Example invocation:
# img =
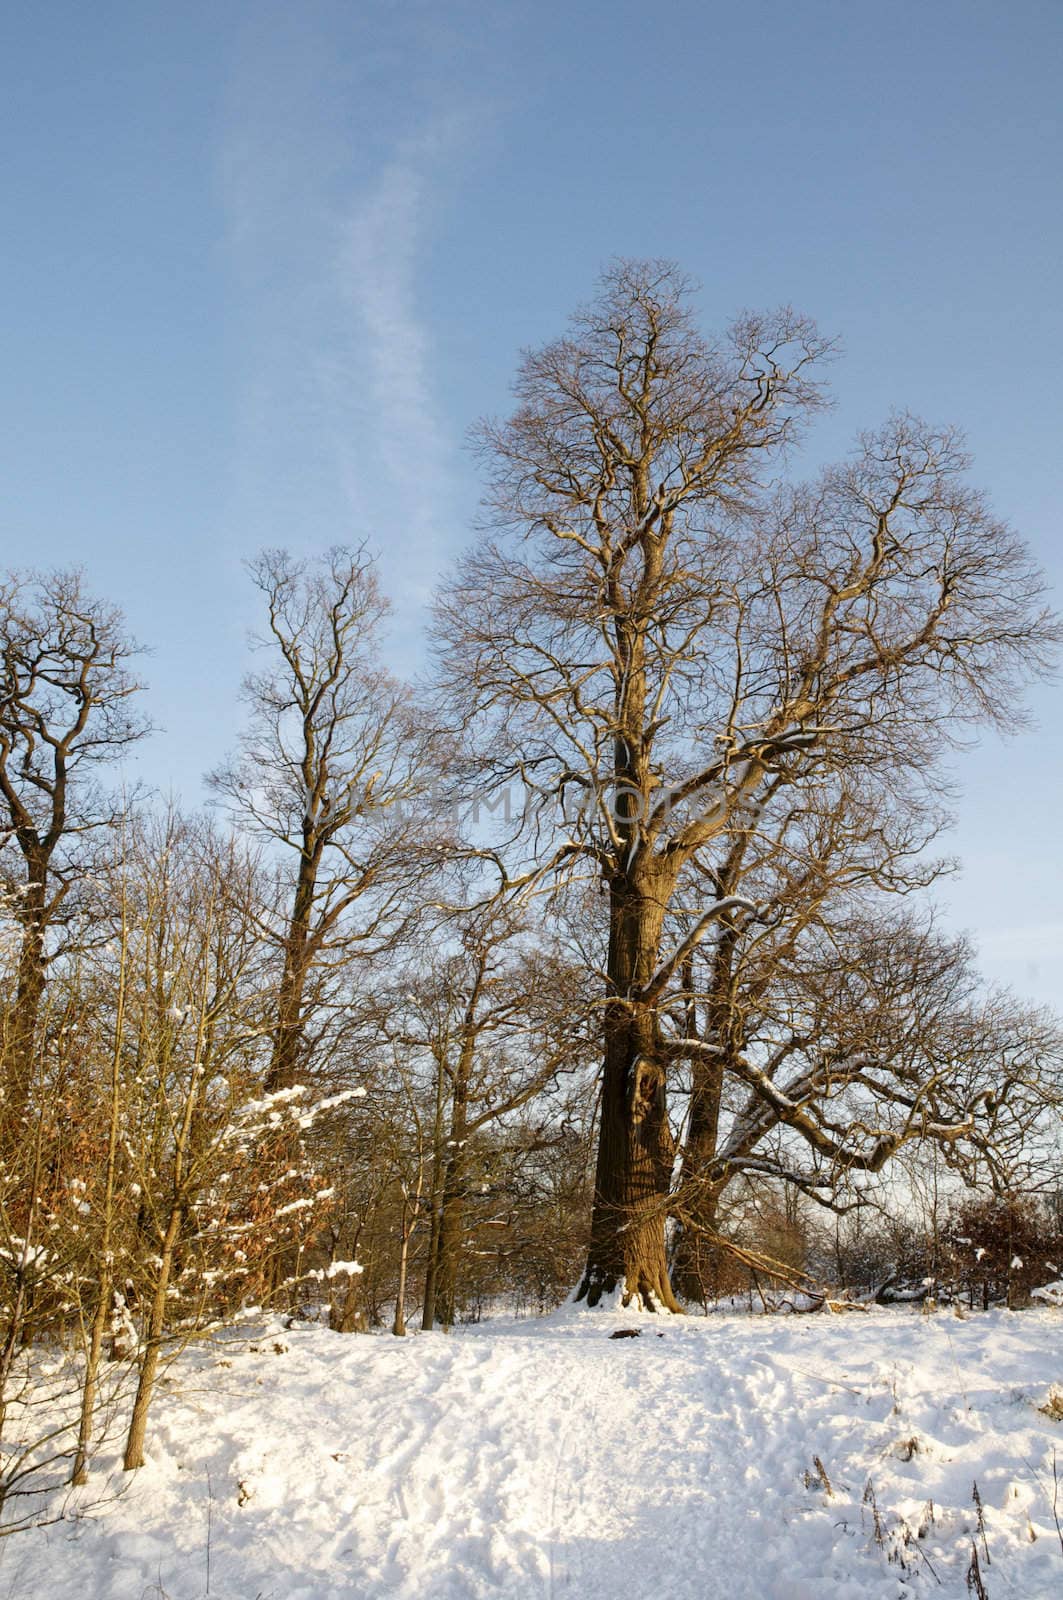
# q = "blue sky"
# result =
<box><xmin>2</xmin><ymin>0</ymin><xmax>1061</xmax><ymax>1002</ymax></box>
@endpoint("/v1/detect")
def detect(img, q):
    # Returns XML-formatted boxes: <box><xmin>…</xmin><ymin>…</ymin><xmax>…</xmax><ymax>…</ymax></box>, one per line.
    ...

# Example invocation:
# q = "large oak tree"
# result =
<box><xmin>435</xmin><ymin>260</ymin><xmax>1058</xmax><ymax>1310</ymax></box>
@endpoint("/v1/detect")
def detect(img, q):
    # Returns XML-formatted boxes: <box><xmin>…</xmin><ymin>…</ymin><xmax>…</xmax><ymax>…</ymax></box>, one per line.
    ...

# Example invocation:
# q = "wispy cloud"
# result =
<box><xmin>341</xmin><ymin>121</ymin><xmax>469</xmax><ymax>583</ymax></box>
<box><xmin>218</xmin><ymin>5</ymin><xmax>483</xmax><ymax>653</ymax></box>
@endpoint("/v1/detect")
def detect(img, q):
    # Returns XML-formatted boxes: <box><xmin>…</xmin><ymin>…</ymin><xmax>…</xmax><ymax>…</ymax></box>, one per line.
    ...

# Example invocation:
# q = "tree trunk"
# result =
<box><xmin>436</xmin><ymin>1057</ymin><xmax>470</xmax><ymax>1331</ymax></box>
<box><xmin>123</xmin><ymin>1204</ymin><xmax>181</xmax><ymax>1471</ymax></box>
<box><xmin>392</xmin><ymin>1166</ymin><xmax>423</xmax><ymax>1337</ymax></box>
<box><xmin>671</xmin><ymin>1053</ymin><xmax>728</xmax><ymax>1304</ymax></box>
<box><xmin>435</xmin><ymin>1153</ymin><xmax>465</xmax><ymax>1331</ymax></box>
<box><xmin>576</xmin><ymin>878</ymin><xmax>680</xmax><ymax>1312</ymax></box>
<box><xmin>421</xmin><ymin>1204</ymin><xmax>442</xmax><ymax>1332</ymax></box>
<box><xmin>266</xmin><ymin>848</ymin><xmax>319</xmax><ymax>1092</ymax></box>
<box><xmin>267</xmin><ymin>943</ymin><xmax>309</xmax><ymax>1093</ymax></box>
<box><xmin>671</xmin><ymin>924</ymin><xmax>741</xmax><ymax>1305</ymax></box>
<box><xmin>2</xmin><ymin>871</ymin><xmax>48</xmax><ymax>1138</ymax></box>
<box><xmin>73</xmin><ymin>1280</ymin><xmax>111</xmax><ymax>1484</ymax></box>
<box><xmin>74</xmin><ymin>953</ymin><xmax>124</xmax><ymax>1485</ymax></box>
<box><xmin>392</xmin><ymin>1227</ymin><xmax>410</xmax><ymax>1337</ymax></box>
<box><xmin>420</xmin><ymin>1046</ymin><xmax>448</xmax><ymax>1331</ymax></box>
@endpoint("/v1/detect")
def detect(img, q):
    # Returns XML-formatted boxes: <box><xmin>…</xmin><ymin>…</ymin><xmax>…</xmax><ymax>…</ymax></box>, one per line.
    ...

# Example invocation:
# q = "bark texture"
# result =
<box><xmin>577</xmin><ymin>881</ymin><xmax>680</xmax><ymax>1312</ymax></box>
<box><xmin>266</xmin><ymin>841</ymin><xmax>321</xmax><ymax>1092</ymax></box>
<box><xmin>3</xmin><ymin>864</ymin><xmax>48</xmax><ymax>1134</ymax></box>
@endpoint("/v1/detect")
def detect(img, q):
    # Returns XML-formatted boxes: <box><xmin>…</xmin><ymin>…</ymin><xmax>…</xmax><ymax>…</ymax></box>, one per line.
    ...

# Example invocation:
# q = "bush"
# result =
<box><xmin>944</xmin><ymin>1195</ymin><xmax>1063</xmax><ymax>1309</ymax></box>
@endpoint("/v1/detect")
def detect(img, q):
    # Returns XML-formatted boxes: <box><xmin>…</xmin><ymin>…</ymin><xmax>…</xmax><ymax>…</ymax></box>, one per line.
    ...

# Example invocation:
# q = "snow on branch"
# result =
<box><xmin>637</xmin><ymin>897</ymin><xmax>756</xmax><ymax>1004</ymax></box>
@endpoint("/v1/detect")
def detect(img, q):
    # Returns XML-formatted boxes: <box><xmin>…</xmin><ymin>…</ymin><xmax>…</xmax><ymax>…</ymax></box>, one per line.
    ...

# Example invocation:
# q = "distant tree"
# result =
<box><xmin>436</xmin><ymin>259</ymin><xmax>1059</xmax><ymax>1310</ymax></box>
<box><xmin>489</xmin><ymin>1118</ymin><xmax>595</xmax><ymax>1315</ymax></box>
<box><xmin>210</xmin><ymin>547</ymin><xmax>432</xmax><ymax>1093</ymax></box>
<box><xmin>380</xmin><ymin>906</ymin><xmax>594</xmax><ymax>1330</ymax></box>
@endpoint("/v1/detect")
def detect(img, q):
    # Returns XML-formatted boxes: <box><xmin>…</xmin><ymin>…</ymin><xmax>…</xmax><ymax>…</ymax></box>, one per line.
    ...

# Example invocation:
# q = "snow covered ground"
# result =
<box><xmin>6</xmin><ymin>1303</ymin><xmax>1063</xmax><ymax>1599</ymax></box>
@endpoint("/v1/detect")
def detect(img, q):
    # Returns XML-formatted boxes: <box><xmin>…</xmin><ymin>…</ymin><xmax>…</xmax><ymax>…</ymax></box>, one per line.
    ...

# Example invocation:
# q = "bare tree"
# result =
<box><xmin>0</xmin><ymin>570</ymin><xmax>147</xmax><ymax>1136</ymax></box>
<box><xmin>114</xmin><ymin>810</ymin><xmax>269</xmax><ymax>1470</ymax></box>
<box><xmin>382</xmin><ymin>907</ymin><xmax>594</xmax><ymax>1330</ymax></box>
<box><xmin>666</xmin><ymin>766</ymin><xmax>957</xmax><ymax>1295</ymax></box>
<box><xmin>210</xmin><ymin>547</ymin><xmax>432</xmax><ymax>1093</ymax></box>
<box><xmin>72</xmin><ymin>841</ymin><xmax>129</xmax><ymax>1485</ymax></box>
<box><xmin>670</xmin><ymin>905</ymin><xmax>1063</xmax><ymax>1297</ymax></box>
<box><xmin>435</xmin><ymin>259</ymin><xmax>1059</xmax><ymax>1310</ymax></box>
<box><xmin>111</xmin><ymin>810</ymin><xmax>349</xmax><ymax>1468</ymax></box>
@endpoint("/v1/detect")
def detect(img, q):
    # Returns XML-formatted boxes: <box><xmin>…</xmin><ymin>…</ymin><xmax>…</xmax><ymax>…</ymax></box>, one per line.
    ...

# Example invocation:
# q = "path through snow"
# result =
<box><xmin>6</xmin><ymin>1304</ymin><xmax>1063</xmax><ymax>1598</ymax></box>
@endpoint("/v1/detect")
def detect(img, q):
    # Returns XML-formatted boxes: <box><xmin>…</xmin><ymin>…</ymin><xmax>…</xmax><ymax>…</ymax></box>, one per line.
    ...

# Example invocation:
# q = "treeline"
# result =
<box><xmin>4</xmin><ymin>260</ymin><xmax>1063</xmax><ymax>1505</ymax></box>
<box><xmin>0</xmin><ymin>561</ymin><xmax>603</xmax><ymax>1506</ymax></box>
<box><xmin>687</xmin><ymin>1173</ymin><xmax>1063</xmax><ymax>1312</ymax></box>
